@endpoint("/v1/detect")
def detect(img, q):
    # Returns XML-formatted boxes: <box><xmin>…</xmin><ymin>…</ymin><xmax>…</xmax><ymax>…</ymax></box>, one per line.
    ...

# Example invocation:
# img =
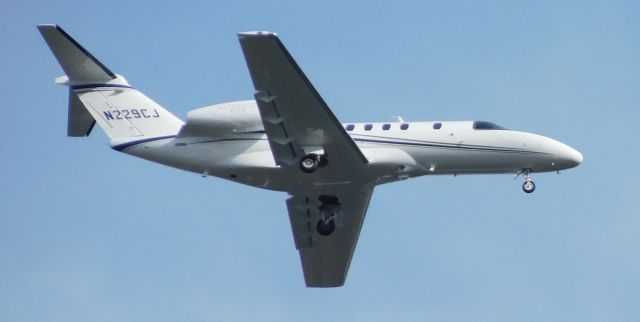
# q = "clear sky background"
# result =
<box><xmin>2</xmin><ymin>1</ymin><xmax>639</xmax><ymax>321</ymax></box>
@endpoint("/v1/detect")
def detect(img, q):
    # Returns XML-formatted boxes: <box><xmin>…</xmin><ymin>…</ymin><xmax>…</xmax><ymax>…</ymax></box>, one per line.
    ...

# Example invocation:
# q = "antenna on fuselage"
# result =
<box><xmin>393</xmin><ymin>116</ymin><xmax>405</xmax><ymax>123</ymax></box>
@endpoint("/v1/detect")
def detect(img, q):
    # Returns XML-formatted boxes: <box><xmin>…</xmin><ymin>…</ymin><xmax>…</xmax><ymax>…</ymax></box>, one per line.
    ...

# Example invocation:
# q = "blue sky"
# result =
<box><xmin>2</xmin><ymin>1</ymin><xmax>639</xmax><ymax>321</ymax></box>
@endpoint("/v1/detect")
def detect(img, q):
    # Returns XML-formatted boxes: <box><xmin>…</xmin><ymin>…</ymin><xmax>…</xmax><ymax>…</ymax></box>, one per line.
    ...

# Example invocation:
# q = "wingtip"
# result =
<box><xmin>37</xmin><ymin>24</ymin><xmax>58</xmax><ymax>29</ymax></box>
<box><xmin>37</xmin><ymin>24</ymin><xmax>66</xmax><ymax>35</ymax></box>
<box><xmin>237</xmin><ymin>31</ymin><xmax>278</xmax><ymax>39</ymax></box>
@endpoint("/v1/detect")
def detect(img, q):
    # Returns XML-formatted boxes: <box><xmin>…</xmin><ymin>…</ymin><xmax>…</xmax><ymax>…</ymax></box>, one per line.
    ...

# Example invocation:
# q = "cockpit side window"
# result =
<box><xmin>433</xmin><ymin>122</ymin><xmax>442</xmax><ymax>129</ymax></box>
<box><xmin>472</xmin><ymin>121</ymin><xmax>506</xmax><ymax>130</ymax></box>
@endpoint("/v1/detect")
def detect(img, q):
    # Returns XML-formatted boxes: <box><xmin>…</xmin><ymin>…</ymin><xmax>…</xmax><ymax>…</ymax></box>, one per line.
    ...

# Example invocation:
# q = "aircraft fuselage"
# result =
<box><xmin>121</xmin><ymin>119</ymin><xmax>582</xmax><ymax>192</ymax></box>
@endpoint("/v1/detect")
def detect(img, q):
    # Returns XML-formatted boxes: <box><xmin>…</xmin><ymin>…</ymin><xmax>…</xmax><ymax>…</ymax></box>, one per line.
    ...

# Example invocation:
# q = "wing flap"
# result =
<box><xmin>286</xmin><ymin>196</ymin><xmax>313</xmax><ymax>250</ymax></box>
<box><xmin>238</xmin><ymin>32</ymin><xmax>368</xmax><ymax>171</ymax></box>
<box><xmin>254</xmin><ymin>91</ymin><xmax>304</xmax><ymax>166</ymax></box>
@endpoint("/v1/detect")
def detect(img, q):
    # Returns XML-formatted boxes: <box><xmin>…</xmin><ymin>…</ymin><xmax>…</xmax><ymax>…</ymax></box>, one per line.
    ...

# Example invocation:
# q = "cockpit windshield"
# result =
<box><xmin>472</xmin><ymin>121</ymin><xmax>506</xmax><ymax>130</ymax></box>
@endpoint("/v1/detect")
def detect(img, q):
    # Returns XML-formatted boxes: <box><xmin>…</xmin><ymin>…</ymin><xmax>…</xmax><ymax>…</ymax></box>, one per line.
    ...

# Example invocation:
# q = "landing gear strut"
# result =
<box><xmin>518</xmin><ymin>169</ymin><xmax>536</xmax><ymax>193</ymax></box>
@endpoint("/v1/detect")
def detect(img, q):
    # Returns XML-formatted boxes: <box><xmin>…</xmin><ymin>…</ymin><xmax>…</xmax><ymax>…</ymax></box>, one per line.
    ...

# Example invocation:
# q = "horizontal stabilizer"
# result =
<box><xmin>37</xmin><ymin>24</ymin><xmax>115</xmax><ymax>83</ymax></box>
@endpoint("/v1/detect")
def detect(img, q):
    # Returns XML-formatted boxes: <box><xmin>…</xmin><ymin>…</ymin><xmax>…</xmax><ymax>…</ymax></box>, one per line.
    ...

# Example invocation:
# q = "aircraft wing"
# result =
<box><xmin>238</xmin><ymin>32</ymin><xmax>374</xmax><ymax>287</ymax></box>
<box><xmin>287</xmin><ymin>185</ymin><xmax>374</xmax><ymax>287</ymax></box>
<box><xmin>237</xmin><ymin>32</ymin><xmax>368</xmax><ymax>175</ymax></box>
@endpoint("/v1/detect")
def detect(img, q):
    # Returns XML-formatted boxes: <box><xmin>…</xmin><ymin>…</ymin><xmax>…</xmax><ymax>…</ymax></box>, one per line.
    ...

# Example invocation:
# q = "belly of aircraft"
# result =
<box><xmin>121</xmin><ymin>136</ymin><xmax>557</xmax><ymax>191</ymax></box>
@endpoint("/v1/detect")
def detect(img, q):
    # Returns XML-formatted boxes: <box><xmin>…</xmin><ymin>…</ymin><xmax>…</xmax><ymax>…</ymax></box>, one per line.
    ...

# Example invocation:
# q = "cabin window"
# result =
<box><xmin>400</xmin><ymin>123</ymin><xmax>409</xmax><ymax>130</ymax></box>
<box><xmin>346</xmin><ymin>124</ymin><xmax>355</xmax><ymax>131</ymax></box>
<box><xmin>433</xmin><ymin>122</ymin><xmax>442</xmax><ymax>130</ymax></box>
<box><xmin>364</xmin><ymin>124</ymin><xmax>373</xmax><ymax>131</ymax></box>
<box><xmin>472</xmin><ymin>121</ymin><xmax>506</xmax><ymax>130</ymax></box>
<box><xmin>382</xmin><ymin>124</ymin><xmax>391</xmax><ymax>130</ymax></box>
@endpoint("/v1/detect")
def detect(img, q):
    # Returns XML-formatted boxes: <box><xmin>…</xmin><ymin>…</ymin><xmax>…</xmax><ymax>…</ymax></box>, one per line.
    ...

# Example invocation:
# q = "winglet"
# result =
<box><xmin>37</xmin><ymin>24</ymin><xmax>115</xmax><ymax>83</ymax></box>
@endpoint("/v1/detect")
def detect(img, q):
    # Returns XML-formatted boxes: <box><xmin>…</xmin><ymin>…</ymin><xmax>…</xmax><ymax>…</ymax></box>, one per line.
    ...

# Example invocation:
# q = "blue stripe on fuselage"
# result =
<box><xmin>352</xmin><ymin>137</ymin><xmax>538</xmax><ymax>154</ymax></box>
<box><xmin>111</xmin><ymin>135</ymin><xmax>176</xmax><ymax>152</ymax></box>
<box><xmin>71</xmin><ymin>84</ymin><xmax>134</xmax><ymax>90</ymax></box>
<box><xmin>110</xmin><ymin>134</ymin><xmax>540</xmax><ymax>154</ymax></box>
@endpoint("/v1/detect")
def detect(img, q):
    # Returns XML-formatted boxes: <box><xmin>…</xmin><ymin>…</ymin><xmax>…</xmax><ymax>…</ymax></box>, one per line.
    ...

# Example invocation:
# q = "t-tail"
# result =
<box><xmin>37</xmin><ymin>25</ymin><xmax>183</xmax><ymax>150</ymax></box>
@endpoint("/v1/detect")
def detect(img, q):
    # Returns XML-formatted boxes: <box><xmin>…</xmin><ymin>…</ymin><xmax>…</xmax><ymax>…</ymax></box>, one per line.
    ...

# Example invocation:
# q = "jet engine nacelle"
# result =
<box><xmin>185</xmin><ymin>100</ymin><xmax>264</xmax><ymax>134</ymax></box>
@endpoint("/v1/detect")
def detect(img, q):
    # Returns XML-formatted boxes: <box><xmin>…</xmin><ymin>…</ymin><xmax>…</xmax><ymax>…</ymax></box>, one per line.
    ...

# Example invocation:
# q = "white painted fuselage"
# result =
<box><xmin>121</xmin><ymin>107</ymin><xmax>582</xmax><ymax>193</ymax></box>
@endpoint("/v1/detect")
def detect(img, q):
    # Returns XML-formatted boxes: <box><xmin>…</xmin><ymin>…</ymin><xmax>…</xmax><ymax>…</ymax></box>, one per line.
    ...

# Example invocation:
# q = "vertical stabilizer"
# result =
<box><xmin>38</xmin><ymin>25</ymin><xmax>184</xmax><ymax>143</ymax></box>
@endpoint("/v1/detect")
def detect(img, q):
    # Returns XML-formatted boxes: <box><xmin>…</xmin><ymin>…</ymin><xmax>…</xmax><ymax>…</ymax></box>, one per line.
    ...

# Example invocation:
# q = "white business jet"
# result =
<box><xmin>38</xmin><ymin>25</ymin><xmax>582</xmax><ymax>287</ymax></box>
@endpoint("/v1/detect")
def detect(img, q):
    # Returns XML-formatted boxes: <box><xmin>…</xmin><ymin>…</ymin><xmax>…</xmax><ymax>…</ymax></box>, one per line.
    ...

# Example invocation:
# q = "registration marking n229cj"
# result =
<box><xmin>103</xmin><ymin>108</ymin><xmax>160</xmax><ymax>120</ymax></box>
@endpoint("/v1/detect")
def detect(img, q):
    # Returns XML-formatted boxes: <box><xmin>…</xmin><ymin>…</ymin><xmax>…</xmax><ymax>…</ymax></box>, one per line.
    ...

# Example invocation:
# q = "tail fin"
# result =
<box><xmin>38</xmin><ymin>25</ymin><xmax>183</xmax><ymax>144</ymax></box>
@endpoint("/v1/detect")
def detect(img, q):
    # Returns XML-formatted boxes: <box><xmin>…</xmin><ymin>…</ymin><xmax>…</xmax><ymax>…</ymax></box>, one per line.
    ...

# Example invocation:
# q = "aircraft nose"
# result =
<box><xmin>546</xmin><ymin>139</ymin><xmax>583</xmax><ymax>169</ymax></box>
<box><xmin>562</xmin><ymin>145</ymin><xmax>583</xmax><ymax>168</ymax></box>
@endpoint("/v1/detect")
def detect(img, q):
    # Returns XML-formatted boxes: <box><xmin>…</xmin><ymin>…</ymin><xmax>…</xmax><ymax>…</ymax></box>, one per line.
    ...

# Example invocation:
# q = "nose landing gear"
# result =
<box><xmin>517</xmin><ymin>169</ymin><xmax>536</xmax><ymax>193</ymax></box>
<box><xmin>522</xmin><ymin>179</ymin><xmax>536</xmax><ymax>193</ymax></box>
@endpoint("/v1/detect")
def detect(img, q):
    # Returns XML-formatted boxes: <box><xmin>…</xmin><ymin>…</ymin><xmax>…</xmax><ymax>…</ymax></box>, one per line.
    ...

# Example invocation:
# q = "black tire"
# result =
<box><xmin>317</xmin><ymin>219</ymin><xmax>336</xmax><ymax>236</ymax></box>
<box><xmin>300</xmin><ymin>154</ymin><xmax>318</xmax><ymax>173</ymax></box>
<box><xmin>522</xmin><ymin>180</ymin><xmax>536</xmax><ymax>193</ymax></box>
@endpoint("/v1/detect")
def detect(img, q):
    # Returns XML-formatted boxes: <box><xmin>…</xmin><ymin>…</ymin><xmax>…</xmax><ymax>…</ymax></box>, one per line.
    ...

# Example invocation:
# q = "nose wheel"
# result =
<box><xmin>522</xmin><ymin>179</ymin><xmax>536</xmax><ymax>193</ymax></box>
<box><xmin>517</xmin><ymin>169</ymin><xmax>536</xmax><ymax>193</ymax></box>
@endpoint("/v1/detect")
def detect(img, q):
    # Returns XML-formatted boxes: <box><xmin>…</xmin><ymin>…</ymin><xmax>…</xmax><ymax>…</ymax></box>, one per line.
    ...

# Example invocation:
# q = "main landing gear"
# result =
<box><xmin>317</xmin><ymin>218</ymin><xmax>336</xmax><ymax>236</ymax></box>
<box><xmin>299</xmin><ymin>153</ymin><xmax>328</xmax><ymax>173</ymax></box>
<box><xmin>316</xmin><ymin>195</ymin><xmax>339</xmax><ymax>236</ymax></box>
<box><xmin>300</xmin><ymin>154</ymin><xmax>319</xmax><ymax>173</ymax></box>
<box><xmin>517</xmin><ymin>169</ymin><xmax>536</xmax><ymax>193</ymax></box>
<box><xmin>299</xmin><ymin>154</ymin><xmax>337</xmax><ymax>235</ymax></box>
